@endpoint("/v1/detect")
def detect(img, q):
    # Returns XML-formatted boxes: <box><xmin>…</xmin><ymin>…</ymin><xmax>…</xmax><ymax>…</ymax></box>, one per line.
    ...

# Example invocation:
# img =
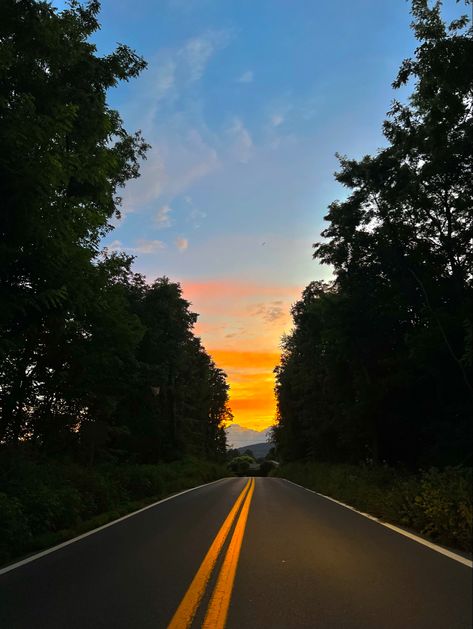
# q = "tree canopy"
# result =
<box><xmin>0</xmin><ymin>1</ymin><xmax>231</xmax><ymax>464</ymax></box>
<box><xmin>274</xmin><ymin>0</ymin><xmax>472</xmax><ymax>468</ymax></box>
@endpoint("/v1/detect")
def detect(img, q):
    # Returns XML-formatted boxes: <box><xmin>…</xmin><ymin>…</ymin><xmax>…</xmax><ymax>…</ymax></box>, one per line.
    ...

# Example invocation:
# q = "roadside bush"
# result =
<box><xmin>0</xmin><ymin>493</ymin><xmax>31</xmax><ymax>563</ymax></box>
<box><xmin>274</xmin><ymin>462</ymin><xmax>472</xmax><ymax>552</ymax></box>
<box><xmin>259</xmin><ymin>460</ymin><xmax>278</xmax><ymax>476</ymax></box>
<box><xmin>113</xmin><ymin>465</ymin><xmax>165</xmax><ymax>500</ymax></box>
<box><xmin>0</xmin><ymin>455</ymin><xmax>228</xmax><ymax>566</ymax></box>
<box><xmin>404</xmin><ymin>467</ymin><xmax>472</xmax><ymax>550</ymax></box>
<box><xmin>228</xmin><ymin>455</ymin><xmax>253</xmax><ymax>476</ymax></box>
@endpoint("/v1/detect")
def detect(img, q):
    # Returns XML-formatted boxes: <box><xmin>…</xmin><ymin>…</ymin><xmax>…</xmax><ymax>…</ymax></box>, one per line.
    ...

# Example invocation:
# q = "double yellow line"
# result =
<box><xmin>167</xmin><ymin>478</ymin><xmax>255</xmax><ymax>629</ymax></box>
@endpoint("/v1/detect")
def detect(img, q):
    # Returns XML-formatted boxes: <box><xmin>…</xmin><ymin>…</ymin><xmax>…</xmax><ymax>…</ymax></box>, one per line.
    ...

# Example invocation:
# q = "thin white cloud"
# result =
<box><xmin>189</xmin><ymin>208</ymin><xmax>207</xmax><ymax>228</ymax></box>
<box><xmin>227</xmin><ymin>117</ymin><xmax>253</xmax><ymax>163</ymax></box>
<box><xmin>237</xmin><ymin>70</ymin><xmax>253</xmax><ymax>83</ymax></box>
<box><xmin>271</xmin><ymin>113</ymin><xmax>284</xmax><ymax>127</ymax></box>
<box><xmin>135</xmin><ymin>239</ymin><xmax>166</xmax><ymax>254</ymax></box>
<box><xmin>103</xmin><ymin>238</ymin><xmax>166</xmax><ymax>255</ymax></box>
<box><xmin>180</xmin><ymin>37</ymin><xmax>214</xmax><ymax>82</ymax></box>
<box><xmin>125</xmin><ymin>29</ymin><xmax>232</xmax><ymax>134</ymax></box>
<box><xmin>106</xmin><ymin>239</ymin><xmax>123</xmax><ymax>252</ymax></box>
<box><xmin>178</xmin><ymin>30</ymin><xmax>231</xmax><ymax>83</ymax></box>
<box><xmin>175</xmin><ymin>236</ymin><xmax>189</xmax><ymax>251</ymax></box>
<box><xmin>123</xmin><ymin>128</ymin><xmax>220</xmax><ymax>208</ymax></box>
<box><xmin>153</xmin><ymin>60</ymin><xmax>177</xmax><ymax>102</ymax></box>
<box><xmin>154</xmin><ymin>204</ymin><xmax>173</xmax><ymax>228</ymax></box>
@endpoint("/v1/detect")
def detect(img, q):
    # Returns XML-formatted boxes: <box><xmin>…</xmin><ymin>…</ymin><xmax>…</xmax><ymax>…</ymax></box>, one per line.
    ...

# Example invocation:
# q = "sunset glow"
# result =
<box><xmin>97</xmin><ymin>0</ymin><xmax>420</xmax><ymax>431</ymax></box>
<box><xmin>183</xmin><ymin>281</ymin><xmax>301</xmax><ymax>431</ymax></box>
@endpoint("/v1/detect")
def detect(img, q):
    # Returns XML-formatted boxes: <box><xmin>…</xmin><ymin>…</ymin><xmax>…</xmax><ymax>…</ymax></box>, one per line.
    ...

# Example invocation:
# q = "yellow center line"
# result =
<box><xmin>202</xmin><ymin>477</ymin><xmax>255</xmax><ymax>629</ymax></box>
<box><xmin>167</xmin><ymin>478</ymin><xmax>252</xmax><ymax>629</ymax></box>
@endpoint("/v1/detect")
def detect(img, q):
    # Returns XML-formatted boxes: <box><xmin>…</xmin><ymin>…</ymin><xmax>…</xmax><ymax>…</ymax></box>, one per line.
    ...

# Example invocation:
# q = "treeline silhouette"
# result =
<box><xmin>274</xmin><ymin>1</ymin><xmax>472</xmax><ymax>469</ymax></box>
<box><xmin>0</xmin><ymin>0</ymin><xmax>232</xmax><ymax>563</ymax></box>
<box><xmin>0</xmin><ymin>1</ymin><xmax>229</xmax><ymax>490</ymax></box>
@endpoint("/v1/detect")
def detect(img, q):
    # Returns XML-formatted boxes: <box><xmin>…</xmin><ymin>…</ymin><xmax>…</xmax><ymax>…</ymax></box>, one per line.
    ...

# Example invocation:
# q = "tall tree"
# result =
<box><xmin>275</xmin><ymin>0</ymin><xmax>472</xmax><ymax>467</ymax></box>
<box><xmin>0</xmin><ymin>1</ymin><xmax>148</xmax><ymax>446</ymax></box>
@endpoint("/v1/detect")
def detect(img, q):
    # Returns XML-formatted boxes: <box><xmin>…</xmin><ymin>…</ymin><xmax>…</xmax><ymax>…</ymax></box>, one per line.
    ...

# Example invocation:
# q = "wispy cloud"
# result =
<box><xmin>237</xmin><ymin>70</ymin><xmax>253</xmax><ymax>83</ymax></box>
<box><xmin>106</xmin><ymin>239</ymin><xmax>123</xmax><ymax>252</ymax></box>
<box><xmin>154</xmin><ymin>204</ymin><xmax>173</xmax><ymax>228</ymax></box>
<box><xmin>104</xmin><ymin>238</ymin><xmax>166</xmax><ymax>255</ymax></box>
<box><xmin>140</xmin><ymin>29</ymin><xmax>232</xmax><ymax>115</ymax></box>
<box><xmin>175</xmin><ymin>236</ymin><xmax>189</xmax><ymax>251</ymax></box>
<box><xmin>135</xmin><ymin>239</ymin><xmax>166</xmax><ymax>254</ymax></box>
<box><xmin>271</xmin><ymin>113</ymin><xmax>284</xmax><ymax>127</ymax></box>
<box><xmin>252</xmin><ymin>301</ymin><xmax>285</xmax><ymax>323</ymax></box>
<box><xmin>227</xmin><ymin>117</ymin><xmax>253</xmax><ymax>163</ymax></box>
<box><xmin>151</xmin><ymin>60</ymin><xmax>177</xmax><ymax>104</ymax></box>
<box><xmin>123</xmin><ymin>128</ymin><xmax>220</xmax><ymax>209</ymax></box>
<box><xmin>179</xmin><ymin>31</ymin><xmax>229</xmax><ymax>82</ymax></box>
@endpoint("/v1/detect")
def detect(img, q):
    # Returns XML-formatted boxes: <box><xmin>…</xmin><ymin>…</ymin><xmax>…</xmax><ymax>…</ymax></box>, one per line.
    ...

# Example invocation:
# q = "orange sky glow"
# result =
<box><xmin>182</xmin><ymin>280</ymin><xmax>302</xmax><ymax>431</ymax></box>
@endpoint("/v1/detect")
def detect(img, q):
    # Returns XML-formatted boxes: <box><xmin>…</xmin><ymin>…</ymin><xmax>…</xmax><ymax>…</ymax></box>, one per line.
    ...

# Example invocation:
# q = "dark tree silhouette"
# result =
<box><xmin>274</xmin><ymin>0</ymin><xmax>473</xmax><ymax>468</ymax></box>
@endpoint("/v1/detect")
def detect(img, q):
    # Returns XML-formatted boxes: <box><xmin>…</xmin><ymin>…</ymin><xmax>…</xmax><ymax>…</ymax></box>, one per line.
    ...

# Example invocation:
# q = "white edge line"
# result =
<box><xmin>280</xmin><ymin>478</ymin><xmax>473</xmax><ymax>568</ymax></box>
<box><xmin>0</xmin><ymin>477</ymin><xmax>232</xmax><ymax>576</ymax></box>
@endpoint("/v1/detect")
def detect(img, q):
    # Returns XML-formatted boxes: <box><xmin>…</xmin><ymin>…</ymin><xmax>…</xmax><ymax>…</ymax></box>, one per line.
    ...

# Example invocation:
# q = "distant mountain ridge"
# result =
<box><xmin>236</xmin><ymin>442</ymin><xmax>271</xmax><ymax>459</ymax></box>
<box><xmin>226</xmin><ymin>423</ymin><xmax>271</xmax><ymax>449</ymax></box>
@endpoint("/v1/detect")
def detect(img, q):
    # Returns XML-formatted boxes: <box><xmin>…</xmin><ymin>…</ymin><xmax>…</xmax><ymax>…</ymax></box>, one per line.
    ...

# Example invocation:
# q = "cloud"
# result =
<box><xmin>143</xmin><ymin>29</ymin><xmax>232</xmax><ymax>111</ymax></box>
<box><xmin>252</xmin><ymin>301</ymin><xmax>286</xmax><ymax>323</ymax></box>
<box><xmin>123</xmin><ymin>128</ymin><xmax>220</xmax><ymax>209</ymax></box>
<box><xmin>188</xmin><ymin>208</ymin><xmax>207</xmax><ymax>228</ymax></box>
<box><xmin>179</xmin><ymin>34</ymin><xmax>219</xmax><ymax>82</ymax></box>
<box><xmin>104</xmin><ymin>238</ymin><xmax>166</xmax><ymax>255</ymax></box>
<box><xmin>175</xmin><ymin>236</ymin><xmax>189</xmax><ymax>251</ymax></box>
<box><xmin>151</xmin><ymin>60</ymin><xmax>177</xmax><ymax>104</ymax></box>
<box><xmin>119</xmin><ymin>29</ymin><xmax>231</xmax><ymax>213</ymax></box>
<box><xmin>227</xmin><ymin>117</ymin><xmax>253</xmax><ymax>163</ymax></box>
<box><xmin>154</xmin><ymin>204</ymin><xmax>173</xmax><ymax>228</ymax></box>
<box><xmin>184</xmin><ymin>30</ymin><xmax>232</xmax><ymax>82</ymax></box>
<box><xmin>106</xmin><ymin>239</ymin><xmax>123</xmax><ymax>252</ymax></box>
<box><xmin>271</xmin><ymin>113</ymin><xmax>284</xmax><ymax>127</ymax></box>
<box><xmin>237</xmin><ymin>70</ymin><xmax>253</xmax><ymax>83</ymax></box>
<box><xmin>135</xmin><ymin>239</ymin><xmax>166</xmax><ymax>254</ymax></box>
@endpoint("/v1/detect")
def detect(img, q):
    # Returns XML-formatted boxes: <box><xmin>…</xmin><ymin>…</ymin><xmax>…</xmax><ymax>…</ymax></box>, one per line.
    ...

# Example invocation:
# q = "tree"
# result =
<box><xmin>275</xmin><ymin>0</ymin><xmax>472</xmax><ymax>467</ymax></box>
<box><xmin>0</xmin><ymin>2</ymin><xmax>231</xmax><ymax>465</ymax></box>
<box><xmin>228</xmin><ymin>455</ymin><xmax>254</xmax><ymax>476</ymax></box>
<box><xmin>0</xmin><ymin>1</ymin><xmax>148</xmax><ymax>447</ymax></box>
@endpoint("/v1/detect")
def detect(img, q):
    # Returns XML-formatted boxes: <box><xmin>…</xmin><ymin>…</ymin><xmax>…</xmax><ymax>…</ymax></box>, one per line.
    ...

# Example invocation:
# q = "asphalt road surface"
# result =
<box><xmin>1</xmin><ymin>477</ymin><xmax>471</xmax><ymax>628</ymax></box>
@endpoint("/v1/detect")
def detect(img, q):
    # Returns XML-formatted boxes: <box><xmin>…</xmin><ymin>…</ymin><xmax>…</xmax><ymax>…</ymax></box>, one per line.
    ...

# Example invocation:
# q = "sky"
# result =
<box><xmin>56</xmin><ymin>0</ymin><xmax>458</xmax><ymax>432</ymax></box>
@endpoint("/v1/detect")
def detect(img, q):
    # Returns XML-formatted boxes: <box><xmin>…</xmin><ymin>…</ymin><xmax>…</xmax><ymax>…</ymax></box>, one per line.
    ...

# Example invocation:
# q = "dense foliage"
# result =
<box><xmin>274</xmin><ymin>462</ymin><xmax>472</xmax><ymax>551</ymax></box>
<box><xmin>274</xmin><ymin>1</ymin><xmax>472</xmax><ymax>468</ymax></box>
<box><xmin>0</xmin><ymin>1</ymin><xmax>231</xmax><ymax>472</ymax></box>
<box><xmin>0</xmin><ymin>455</ymin><xmax>228</xmax><ymax>563</ymax></box>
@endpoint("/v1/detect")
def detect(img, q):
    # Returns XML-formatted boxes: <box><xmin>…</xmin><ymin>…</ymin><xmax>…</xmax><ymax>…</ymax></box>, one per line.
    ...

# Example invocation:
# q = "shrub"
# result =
<box><xmin>0</xmin><ymin>493</ymin><xmax>31</xmax><ymax>562</ymax></box>
<box><xmin>0</xmin><ymin>455</ymin><xmax>228</xmax><ymax>565</ymax></box>
<box><xmin>113</xmin><ymin>465</ymin><xmax>165</xmax><ymax>499</ymax></box>
<box><xmin>275</xmin><ymin>462</ymin><xmax>472</xmax><ymax>552</ymax></box>
<box><xmin>228</xmin><ymin>455</ymin><xmax>253</xmax><ymax>476</ymax></box>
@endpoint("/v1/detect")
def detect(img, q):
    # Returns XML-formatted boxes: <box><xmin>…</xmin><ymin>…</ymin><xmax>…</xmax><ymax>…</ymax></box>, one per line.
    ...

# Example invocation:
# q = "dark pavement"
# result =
<box><xmin>1</xmin><ymin>477</ymin><xmax>471</xmax><ymax>628</ymax></box>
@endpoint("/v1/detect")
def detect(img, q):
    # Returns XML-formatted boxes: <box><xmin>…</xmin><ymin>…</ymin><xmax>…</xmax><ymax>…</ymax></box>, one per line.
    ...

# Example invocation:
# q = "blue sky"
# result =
<box><xmin>54</xmin><ymin>0</ymin><xmax>461</xmax><ymax>429</ymax></box>
<box><xmin>93</xmin><ymin>0</ymin><xmax>421</xmax><ymax>285</ymax></box>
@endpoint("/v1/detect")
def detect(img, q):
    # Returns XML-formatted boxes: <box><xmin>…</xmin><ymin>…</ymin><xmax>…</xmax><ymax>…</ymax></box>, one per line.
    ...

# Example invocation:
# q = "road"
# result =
<box><xmin>0</xmin><ymin>477</ymin><xmax>471</xmax><ymax>628</ymax></box>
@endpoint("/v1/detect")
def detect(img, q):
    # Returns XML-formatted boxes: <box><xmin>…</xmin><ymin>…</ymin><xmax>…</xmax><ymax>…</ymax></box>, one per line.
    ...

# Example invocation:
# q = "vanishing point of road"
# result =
<box><xmin>1</xmin><ymin>477</ymin><xmax>471</xmax><ymax>628</ymax></box>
